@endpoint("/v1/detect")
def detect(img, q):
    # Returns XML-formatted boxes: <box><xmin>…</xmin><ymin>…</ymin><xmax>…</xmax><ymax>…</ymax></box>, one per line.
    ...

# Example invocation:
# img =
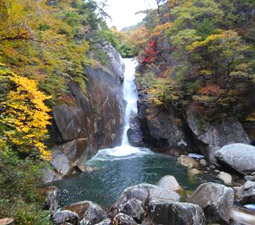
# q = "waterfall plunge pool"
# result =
<box><xmin>53</xmin><ymin>146</ymin><xmax>198</xmax><ymax>209</ymax></box>
<box><xmin>52</xmin><ymin>59</ymin><xmax>198</xmax><ymax>209</ymax></box>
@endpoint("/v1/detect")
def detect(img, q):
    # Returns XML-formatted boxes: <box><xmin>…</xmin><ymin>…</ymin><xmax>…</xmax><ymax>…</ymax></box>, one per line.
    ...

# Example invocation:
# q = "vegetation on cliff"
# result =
<box><xmin>129</xmin><ymin>0</ymin><xmax>255</xmax><ymax>121</ymax></box>
<box><xmin>0</xmin><ymin>0</ymin><xmax>115</xmax><ymax>223</ymax></box>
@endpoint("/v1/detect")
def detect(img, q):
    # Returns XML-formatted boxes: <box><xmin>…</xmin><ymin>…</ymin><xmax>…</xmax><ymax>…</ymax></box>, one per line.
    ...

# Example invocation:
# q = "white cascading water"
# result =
<box><xmin>121</xmin><ymin>58</ymin><xmax>138</xmax><ymax>146</ymax></box>
<box><xmin>89</xmin><ymin>58</ymin><xmax>151</xmax><ymax>159</ymax></box>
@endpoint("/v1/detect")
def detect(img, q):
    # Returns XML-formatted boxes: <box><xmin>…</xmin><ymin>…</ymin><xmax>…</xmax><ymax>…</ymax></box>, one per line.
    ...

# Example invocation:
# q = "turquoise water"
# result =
<box><xmin>53</xmin><ymin>147</ymin><xmax>197</xmax><ymax>209</ymax></box>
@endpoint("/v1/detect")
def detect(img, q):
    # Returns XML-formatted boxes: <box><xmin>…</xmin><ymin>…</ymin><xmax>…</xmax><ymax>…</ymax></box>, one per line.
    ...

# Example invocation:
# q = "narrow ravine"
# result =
<box><xmin>53</xmin><ymin>59</ymin><xmax>197</xmax><ymax>209</ymax></box>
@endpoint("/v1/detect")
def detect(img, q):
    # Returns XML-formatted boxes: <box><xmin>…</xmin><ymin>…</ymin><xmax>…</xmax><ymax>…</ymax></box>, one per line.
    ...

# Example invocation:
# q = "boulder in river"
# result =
<box><xmin>64</xmin><ymin>201</ymin><xmax>107</xmax><ymax>223</ymax></box>
<box><xmin>235</xmin><ymin>181</ymin><xmax>255</xmax><ymax>204</ymax></box>
<box><xmin>214</xmin><ymin>143</ymin><xmax>255</xmax><ymax>175</ymax></box>
<box><xmin>52</xmin><ymin>210</ymin><xmax>79</xmax><ymax>225</ymax></box>
<box><xmin>113</xmin><ymin>198</ymin><xmax>145</xmax><ymax>222</ymax></box>
<box><xmin>177</xmin><ymin>155</ymin><xmax>200</xmax><ymax>169</ymax></box>
<box><xmin>112</xmin><ymin>183</ymin><xmax>180</xmax><ymax>212</ymax></box>
<box><xmin>113</xmin><ymin>213</ymin><xmax>137</xmax><ymax>225</ymax></box>
<box><xmin>190</xmin><ymin>182</ymin><xmax>234</xmax><ymax>224</ymax></box>
<box><xmin>148</xmin><ymin>199</ymin><xmax>206</xmax><ymax>225</ymax></box>
<box><xmin>127</xmin><ymin>114</ymin><xmax>144</xmax><ymax>147</ymax></box>
<box><xmin>157</xmin><ymin>175</ymin><xmax>183</xmax><ymax>193</ymax></box>
<box><xmin>216</xmin><ymin>172</ymin><xmax>232</xmax><ymax>186</ymax></box>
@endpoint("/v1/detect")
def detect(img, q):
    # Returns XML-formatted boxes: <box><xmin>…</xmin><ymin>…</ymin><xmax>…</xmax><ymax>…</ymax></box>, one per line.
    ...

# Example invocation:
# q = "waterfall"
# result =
<box><xmin>121</xmin><ymin>58</ymin><xmax>138</xmax><ymax>146</ymax></box>
<box><xmin>87</xmin><ymin>58</ymin><xmax>149</xmax><ymax>157</ymax></box>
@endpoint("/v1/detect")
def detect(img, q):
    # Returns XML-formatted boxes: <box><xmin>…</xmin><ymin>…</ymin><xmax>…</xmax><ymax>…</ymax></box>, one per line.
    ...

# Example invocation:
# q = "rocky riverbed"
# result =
<box><xmin>42</xmin><ymin>143</ymin><xmax>255</xmax><ymax>225</ymax></box>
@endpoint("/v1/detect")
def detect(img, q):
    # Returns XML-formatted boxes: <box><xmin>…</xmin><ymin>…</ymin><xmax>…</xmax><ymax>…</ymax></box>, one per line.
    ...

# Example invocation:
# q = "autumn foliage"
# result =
<box><xmin>0</xmin><ymin>64</ymin><xmax>51</xmax><ymax>160</ymax></box>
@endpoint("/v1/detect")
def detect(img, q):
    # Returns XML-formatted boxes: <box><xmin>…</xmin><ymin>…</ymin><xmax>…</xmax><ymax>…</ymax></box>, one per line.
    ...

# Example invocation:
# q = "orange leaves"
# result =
<box><xmin>198</xmin><ymin>84</ymin><xmax>223</xmax><ymax>96</ymax></box>
<box><xmin>151</xmin><ymin>22</ymin><xmax>172</xmax><ymax>38</ymax></box>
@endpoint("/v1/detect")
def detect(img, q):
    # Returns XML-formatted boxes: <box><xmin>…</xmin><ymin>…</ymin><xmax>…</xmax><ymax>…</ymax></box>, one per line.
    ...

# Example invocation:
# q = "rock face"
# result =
<box><xmin>214</xmin><ymin>143</ymin><xmax>255</xmax><ymax>175</ymax></box>
<box><xmin>186</xmin><ymin>108</ymin><xmax>251</xmax><ymax>163</ymax></box>
<box><xmin>189</xmin><ymin>182</ymin><xmax>234</xmax><ymax>224</ymax></box>
<box><xmin>137</xmin><ymin>97</ymin><xmax>189</xmax><ymax>154</ymax></box>
<box><xmin>47</xmin><ymin>46</ymin><xmax>125</xmax><ymax>182</ymax></box>
<box><xmin>136</xmin><ymin>88</ymin><xmax>250</xmax><ymax>159</ymax></box>
<box><xmin>148</xmin><ymin>199</ymin><xmax>206</xmax><ymax>225</ymax></box>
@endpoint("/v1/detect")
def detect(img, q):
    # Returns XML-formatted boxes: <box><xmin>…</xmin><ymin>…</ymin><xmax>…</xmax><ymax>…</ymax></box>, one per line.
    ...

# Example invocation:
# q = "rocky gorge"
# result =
<box><xmin>41</xmin><ymin>56</ymin><xmax>255</xmax><ymax>225</ymax></box>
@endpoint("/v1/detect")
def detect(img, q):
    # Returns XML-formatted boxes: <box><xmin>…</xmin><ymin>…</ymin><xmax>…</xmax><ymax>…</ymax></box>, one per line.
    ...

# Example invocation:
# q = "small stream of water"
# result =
<box><xmin>54</xmin><ymin>59</ymin><xmax>197</xmax><ymax>209</ymax></box>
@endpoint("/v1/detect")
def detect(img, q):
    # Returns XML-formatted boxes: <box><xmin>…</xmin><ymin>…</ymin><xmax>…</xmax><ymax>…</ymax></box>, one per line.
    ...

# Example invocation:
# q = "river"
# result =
<box><xmin>53</xmin><ymin>58</ymin><xmax>197</xmax><ymax>209</ymax></box>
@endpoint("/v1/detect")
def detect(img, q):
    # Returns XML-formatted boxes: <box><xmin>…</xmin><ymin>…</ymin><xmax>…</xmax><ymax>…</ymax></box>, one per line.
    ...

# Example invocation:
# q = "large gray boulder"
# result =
<box><xmin>190</xmin><ymin>182</ymin><xmax>234</xmax><ymax>224</ymax></box>
<box><xmin>148</xmin><ymin>199</ymin><xmax>206</xmax><ymax>225</ymax></box>
<box><xmin>157</xmin><ymin>175</ymin><xmax>183</xmax><ymax>193</ymax></box>
<box><xmin>214</xmin><ymin>143</ymin><xmax>255</xmax><ymax>175</ymax></box>
<box><xmin>52</xmin><ymin>210</ymin><xmax>79</xmax><ymax>225</ymax></box>
<box><xmin>112</xmin><ymin>183</ymin><xmax>180</xmax><ymax>212</ymax></box>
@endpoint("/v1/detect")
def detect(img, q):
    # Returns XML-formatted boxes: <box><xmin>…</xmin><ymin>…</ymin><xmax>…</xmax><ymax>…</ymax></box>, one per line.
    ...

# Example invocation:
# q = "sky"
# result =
<box><xmin>100</xmin><ymin>0</ymin><xmax>157</xmax><ymax>30</ymax></box>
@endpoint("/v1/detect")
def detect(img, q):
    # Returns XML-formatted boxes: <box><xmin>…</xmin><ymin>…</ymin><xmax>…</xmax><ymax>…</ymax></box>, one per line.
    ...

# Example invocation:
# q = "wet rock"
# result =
<box><xmin>157</xmin><ymin>175</ymin><xmax>183</xmax><ymax>193</ymax></box>
<box><xmin>215</xmin><ymin>143</ymin><xmax>255</xmax><ymax>175</ymax></box>
<box><xmin>127</xmin><ymin>114</ymin><xmax>144</xmax><ymax>147</ymax></box>
<box><xmin>112</xmin><ymin>183</ymin><xmax>180</xmax><ymax>210</ymax></box>
<box><xmin>148</xmin><ymin>199</ymin><xmax>206</xmax><ymax>225</ymax></box>
<box><xmin>113</xmin><ymin>213</ymin><xmax>137</xmax><ymax>225</ymax></box>
<box><xmin>114</xmin><ymin>198</ymin><xmax>145</xmax><ymax>222</ymax></box>
<box><xmin>216</xmin><ymin>172</ymin><xmax>232</xmax><ymax>186</ymax></box>
<box><xmin>178</xmin><ymin>155</ymin><xmax>200</xmax><ymax>169</ymax></box>
<box><xmin>235</xmin><ymin>181</ymin><xmax>255</xmax><ymax>204</ymax></box>
<box><xmin>52</xmin><ymin>210</ymin><xmax>79</xmax><ymax>225</ymax></box>
<box><xmin>190</xmin><ymin>182</ymin><xmax>234</xmax><ymax>224</ymax></box>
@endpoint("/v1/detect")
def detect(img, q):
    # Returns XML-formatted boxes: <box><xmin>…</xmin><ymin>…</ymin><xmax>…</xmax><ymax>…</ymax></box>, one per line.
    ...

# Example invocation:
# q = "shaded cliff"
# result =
<box><xmin>44</xmin><ymin>47</ymin><xmax>125</xmax><ymax>183</ymax></box>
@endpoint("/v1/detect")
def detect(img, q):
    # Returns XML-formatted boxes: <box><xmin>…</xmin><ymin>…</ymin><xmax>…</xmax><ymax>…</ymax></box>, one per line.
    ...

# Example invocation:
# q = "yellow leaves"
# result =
<box><xmin>186</xmin><ymin>32</ymin><xmax>228</xmax><ymax>51</ymax></box>
<box><xmin>0</xmin><ymin>67</ymin><xmax>52</xmax><ymax>161</ymax></box>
